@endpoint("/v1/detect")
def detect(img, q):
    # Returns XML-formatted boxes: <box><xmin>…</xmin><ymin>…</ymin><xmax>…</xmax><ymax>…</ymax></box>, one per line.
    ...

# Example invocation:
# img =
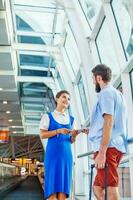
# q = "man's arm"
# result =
<box><xmin>95</xmin><ymin>114</ymin><xmax>113</xmax><ymax>169</ymax></box>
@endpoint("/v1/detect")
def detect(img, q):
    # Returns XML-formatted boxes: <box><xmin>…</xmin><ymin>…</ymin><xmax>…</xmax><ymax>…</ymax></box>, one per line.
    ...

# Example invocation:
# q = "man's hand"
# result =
<box><xmin>70</xmin><ymin>129</ymin><xmax>79</xmax><ymax>136</ymax></box>
<box><xmin>94</xmin><ymin>152</ymin><xmax>106</xmax><ymax>169</ymax></box>
<box><xmin>82</xmin><ymin>128</ymin><xmax>89</xmax><ymax>134</ymax></box>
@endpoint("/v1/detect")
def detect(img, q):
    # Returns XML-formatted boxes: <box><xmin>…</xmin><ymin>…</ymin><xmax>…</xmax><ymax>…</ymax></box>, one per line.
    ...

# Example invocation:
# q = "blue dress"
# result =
<box><xmin>44</xmin><ymin>112</ymin><xmax>74</xmax><ymax>199</ymax></box>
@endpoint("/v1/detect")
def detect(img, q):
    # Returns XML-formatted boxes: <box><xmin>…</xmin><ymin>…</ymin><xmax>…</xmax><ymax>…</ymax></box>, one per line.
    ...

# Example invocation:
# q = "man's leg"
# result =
<box><xmin>108</xmin><ymin>187</ymin><xmax>120</xmax><ymax>200</ymax></box>
<box><xmin>93</xmin><ymin>186</ymin><xmax>104</xmax><ymax>200</ymax></box>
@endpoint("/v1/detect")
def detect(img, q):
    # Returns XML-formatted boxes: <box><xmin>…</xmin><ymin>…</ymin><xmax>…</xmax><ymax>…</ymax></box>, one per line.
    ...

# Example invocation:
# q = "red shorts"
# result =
<box><xmin>93</xmin><ymin>147</ymin><xmax>123</xmax><ymax>187</ymax></box>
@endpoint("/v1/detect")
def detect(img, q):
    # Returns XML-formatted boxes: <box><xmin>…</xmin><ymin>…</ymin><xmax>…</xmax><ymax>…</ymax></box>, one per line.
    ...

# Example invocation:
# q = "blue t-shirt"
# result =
<box><xmin>88</xmin><ymin>84</ymin><xmax>128</xmax><ymax>153</ymax></box>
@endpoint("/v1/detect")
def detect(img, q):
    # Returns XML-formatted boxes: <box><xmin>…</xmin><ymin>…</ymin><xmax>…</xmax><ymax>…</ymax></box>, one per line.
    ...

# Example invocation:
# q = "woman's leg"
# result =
<box><xmin>58</xmin><ymin>192</ymin><xmax>66</xmax><ymax>200</ymax></box>
<box><xmin>48</xmin><ymin>193</ymin><xmax>57</xmax><ymax>200</ymax></box>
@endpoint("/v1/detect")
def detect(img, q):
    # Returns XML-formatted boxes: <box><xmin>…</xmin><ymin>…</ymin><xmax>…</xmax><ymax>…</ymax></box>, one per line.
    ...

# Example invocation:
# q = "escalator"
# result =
<box><xmin>2</xmin><ymin>176</ymin><xmax>44</xmax><ymax>200</ymax></box>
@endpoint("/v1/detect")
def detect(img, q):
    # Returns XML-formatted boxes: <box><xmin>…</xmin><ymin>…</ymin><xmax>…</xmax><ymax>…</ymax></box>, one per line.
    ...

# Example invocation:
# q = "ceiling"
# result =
<box><xmin>0</xmin><ymin>0</ymin><xmax>65</xmax><ymax>158</ymax></box>
<box><xmin>0</xmin><ymin>135</ymin><xmax>43</xmax><ymax>160</ymax></box>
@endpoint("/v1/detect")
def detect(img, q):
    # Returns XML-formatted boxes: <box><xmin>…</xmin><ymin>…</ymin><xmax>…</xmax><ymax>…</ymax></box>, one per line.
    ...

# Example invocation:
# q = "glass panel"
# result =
<box><xmin>78</xmin><ymin>0</ymin><xmax>101</xmax><ymax>29</ymax></box>
<box><xmin>78</xmin><ymin>76</ymin><xmax>89</xmax><ymax>119</ymax></box>
<box><xmin>19</xmin><ymin>11</ymin><xmax>54</xmax><ymax>33</ymax></box>
<box><xmin>117</xmin><ymin>83</ymin><xmax>123</xmax><ymax>93</ymax></box>
<box><xmin>15</xmin><ymin>9</ymin><xmax>65</xmax><ymax>44</ymax></box>
<box><xmin>17</xmin><ymin>35</ymin><xmax>45</xmax><ymax>44</ymax></box>
<box><xmin>111</xmin><ymin>0</ymin><xmax>133</xmax><ymax>59</ymax></box>
<box><xmin>119</xmin><ymin>161</ymin><xmax>131</xmax><ymax>199</ymax></box>
<box><xmin>57</xmin><ymin>72</ymin><xmax>65</xmax><ymax>89</ymax></box>
<box><xmin>19</xmin><ymin>54</ymin><xmax>55</xmax><ymax>68</ymax></box>
<box><xmin>130</xmin><ymin>69</ymin><xmax>133</xmax><ymax>100</ymax></box>
<box><xmin>95</xmin><ymin>18</ymin><xmax>120</xmax><ymax>78</ymax></box>
<box><xmin>55</xmin><ymin>10</ymin><xmax>65</xmax><ymax>34</ymax></box>
<box><xmin>16</xmin><ymin>15</ymin><xmax>33</xmax><ymax>31</ymax></box>
<box><xmin>21</xmin><ymin>69</ymin><xmax>52</xmax><ymax>77</ymax></box>
<box><xmin>62</xmin><ymin>49</ymin><xmax>75</xmax><ymax>81</ymax></box>
<box><xmin>14</xmin><ymin>0</ymin><xmax>60</xmax><ymax>9</ymax></box>
<box><xmin>64</xmin><ymin>25</ymin><xmax>81</xmax><ymax>75</ymax></box>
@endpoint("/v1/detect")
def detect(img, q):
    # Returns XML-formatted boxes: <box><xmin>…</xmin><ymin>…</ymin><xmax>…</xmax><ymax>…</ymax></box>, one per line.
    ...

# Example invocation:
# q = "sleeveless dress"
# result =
<box><xmin>44</xmin><ymin>112</ymin><xmax>74</xmax><ymax>199</ymax></box>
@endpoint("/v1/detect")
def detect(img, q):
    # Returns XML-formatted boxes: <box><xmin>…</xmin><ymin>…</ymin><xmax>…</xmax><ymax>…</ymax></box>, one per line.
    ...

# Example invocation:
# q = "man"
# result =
<box><xmin>88</xmin><ymin>64</ymin><xmax>128</xmax><ymax>200</ymax></box>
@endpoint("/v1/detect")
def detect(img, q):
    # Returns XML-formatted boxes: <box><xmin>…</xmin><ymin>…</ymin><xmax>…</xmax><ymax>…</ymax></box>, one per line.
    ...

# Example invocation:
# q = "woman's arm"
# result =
<box><xmin>40</xmin><ymin>128</ymin><xmax>70</xmax><ymax>139</ymax></box>
<box><xmin>70</xmin><ymin>135</ymin><xmax>76</xmax><ymax>143</ymax></box>
<box><xmin>70</xmin><ymin>128</ymin><xmax>89</xmax><ymax>143</ymax></box>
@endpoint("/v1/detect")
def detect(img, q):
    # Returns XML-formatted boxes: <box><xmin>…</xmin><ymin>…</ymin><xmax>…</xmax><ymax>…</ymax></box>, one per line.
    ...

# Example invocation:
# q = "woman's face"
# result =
<box><xmin>56</xmin><ymin>93</ymin><xmax>70</xmax><ymax>109</ymax></box>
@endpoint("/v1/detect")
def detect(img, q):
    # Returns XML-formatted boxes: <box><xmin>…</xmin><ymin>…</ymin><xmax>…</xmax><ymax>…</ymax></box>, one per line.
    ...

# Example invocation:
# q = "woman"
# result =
<box><xmin>39</xmin><ymin>90</ymin><xmax>88</xmax><ymax>200</ymax></box>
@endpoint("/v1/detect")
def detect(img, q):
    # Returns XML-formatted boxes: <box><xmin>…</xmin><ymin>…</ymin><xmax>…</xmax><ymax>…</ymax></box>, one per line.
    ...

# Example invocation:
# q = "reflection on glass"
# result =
<box><xmin>119</xmin><ymin>161</ymin><xmax>131</xmax><ymax>198</ymax></box>
<box><xmin>117</xmin><ymin>83</ymin><xmax>123</xmax><ymax>93</ymax></box>
<box><xmin>95</xmin><ymin>18</ymin><xmax>120</xmax><ymax>78</ymax></box>
<box><xmin>16</xmin><ymin>15</ymin><xmax>32</xmax><ymax>31</ymax></box>
<box><xmin>15</xmin><ymin>5</ymin><xmax>65</xmax><ymax>45</ymax></box>
<box><xmin>21</xmin><ymin>69</ymin><xmax>52</xmax><ymax>77</ymax></box>
<box><xmin>14</xmin><ymin>0</ymin><xmax>61</xmax><ymax>9</ymax></box>
<box><xmin>78</xmin><ymin>0</ymin><xmax>101</xmax><ymax>28</ymax></box>
<box><xmin>57</xmin><ymin>72</ymin><xmax>65</xmax><ymax>90</ymax></box>
<box><xmin>111</xmin><ymin>0</ymin><xmax>133</xmax><ymax>59</ymax></box>
<box><xmin>20</xmin><ymin>55</ymin><xmax>55</xmax><ymax>68</ymax></box>
<box><xmin>16</xmin><ymin>15</ymin><xmax>52</xmax><ymax>44</ymax></box>
<box><xmin>78</xmin><ymin>76</ymin><xmax>89</xmax><ymax>119</ymax></box>
<box><xmin>17</xmin><ymin>36</ymin><xmax>45</xmax><ymax>44</ymax></box>
<box><xmin>64</xmin><ymin>25</ymin><xmax>81</xmax><ymax>75</ymax></box>
<box><xmin>130</xmin><ymin>69</ymin><xmax>133</xmax><ymax>99</ymax></box>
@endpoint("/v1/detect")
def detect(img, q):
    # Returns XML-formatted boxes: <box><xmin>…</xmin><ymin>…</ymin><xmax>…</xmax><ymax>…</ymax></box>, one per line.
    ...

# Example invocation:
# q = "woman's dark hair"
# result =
<box><xmin>55</xmin><ymin>90</ymin><xmax>70</xmax><ymax>106</ymax></box>
<box><xmin>92</xmin><ymin>64</ymin><xmax>112</xmax><ymax>82</ymax></box>
<box><xmin>56</xmin><ymin>90</ymin><xmax>70</xmax><ymax>99</ymax></box>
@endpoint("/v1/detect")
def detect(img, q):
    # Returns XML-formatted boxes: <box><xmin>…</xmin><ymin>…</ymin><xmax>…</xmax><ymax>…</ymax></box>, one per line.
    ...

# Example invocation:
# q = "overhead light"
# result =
<box><xmin>15</xmin><ymin>158</ymin><xmax>19</xmax><ymax>160</ymax></box>
<box><xmin>13</xmin><ymin>131</ymin><xmax>16</xmax><ymax>134</ymax></box>
<box><xmin>0</xmin><ymin>88</ymin><xmax>3</xmax><ymax>91</ymax></box>
<box><xmin>6</xmin><ymin>111</ymin><xmax>11</xmax><ymax>114</ymax></box>
<box><xmin>3</xmin><ymin>101</ymin><xmax>8</xmax><ymax>104</ymax></box>
<box><xmin>8</xmin><ymin>119</ymin><xmax>13</xmax><ymax>122</ymax></box>
<box><xmin>12</xmin><ymin>126</ymin><xmax>16</xmax><ymax>128</ymax></box>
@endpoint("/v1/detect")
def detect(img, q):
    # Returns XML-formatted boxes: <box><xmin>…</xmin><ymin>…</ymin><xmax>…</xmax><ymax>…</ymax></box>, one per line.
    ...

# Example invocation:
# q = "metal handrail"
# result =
<box><xmin>77</xmin><ymin>137</ymin><xmax>133</xmax><ymax>159</ymax></box>
<box><xmin>77</xmin><ymin>151</ymin><xmax>94</xmax><ymax>158</ymax></box>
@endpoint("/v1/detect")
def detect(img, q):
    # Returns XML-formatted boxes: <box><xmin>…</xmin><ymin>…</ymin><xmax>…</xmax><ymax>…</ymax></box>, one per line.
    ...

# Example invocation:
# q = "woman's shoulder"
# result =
<box><xmin>41</xmin><ymin>113</ymin><xmax>49</xmax><ymax>121</ymax></box>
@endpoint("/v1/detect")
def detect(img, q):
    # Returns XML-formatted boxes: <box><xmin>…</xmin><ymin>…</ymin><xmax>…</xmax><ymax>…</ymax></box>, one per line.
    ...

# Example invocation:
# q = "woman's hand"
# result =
<box><xmin>70</xmin><ymin>130</ymin><xmax>78</xmax><ymax>143</ymax></box>
<box><xmin>70</xmin><ymin>130</ymin><xmax>79</xmax><ymax>136</ymax></box>
<box><xmin>57</xmin><ymin>128</ymin><xmax>70</xmax><ymax>135</ymax></box>
<box><xmin>70</xmin><ymin>128</ymin><xmax>89</xmax><ymax>136</ymax></box>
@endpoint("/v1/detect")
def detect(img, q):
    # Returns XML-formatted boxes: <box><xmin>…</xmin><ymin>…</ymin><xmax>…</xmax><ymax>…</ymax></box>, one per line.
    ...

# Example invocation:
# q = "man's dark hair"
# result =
<box><xmin>92</xmin><ymin>64</ymin><xmax>112</xmax><ymax>82</ymax></box>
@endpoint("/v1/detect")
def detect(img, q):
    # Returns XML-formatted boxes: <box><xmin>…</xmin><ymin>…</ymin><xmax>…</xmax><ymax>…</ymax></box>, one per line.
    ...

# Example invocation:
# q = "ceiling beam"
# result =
<box><xmin>12</xmin><ymin>43</ymin><xmax>60</xmax><ymax>54</ymax></box>
<box><xmin>21</xmin><ymin>97</ymin><xmax>52</xmax><ymax>103</ymax></box>
<box><xmin>16</xmin><ymin>75</ymin><xmax>54</xmax><ymax>83</ymax></box>
<box><xmin>17</xmin><ymin>30</ymin><xmax>62</xmax><ymax>37</ymax></box>
<box><xmin>10</xmin><ymin>135</ymin><xmax>15</xmax><ymax>158</ymax></box>
<box><xmin>20</xmin><ymin>65</ymin><xmax>55</xmax><ymax>72</ymax></box>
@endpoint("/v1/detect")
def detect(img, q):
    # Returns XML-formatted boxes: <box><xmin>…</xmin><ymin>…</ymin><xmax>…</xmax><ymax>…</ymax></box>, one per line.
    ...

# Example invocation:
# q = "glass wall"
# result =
<box><xmin>95</xmin><ymin>17</ymin><xmax>120</xmax><ymax>78</ymax></box>
<box><xmin>111</xmin><ymin>0</ymin><xmax>133</xmax><ymax>60</ymax></box>
<box><xmin>78</xmin><ymin>75</ymin><xmax>89</xmax><ymax>119</ymax></box>
<box><xmin>19</xmin><ymin>55</ymin><xmax>55</xmax><ymax>68</ymax></box>
<box><xmin>117</xmin><ymin>83</ymin><xmax>123</xmax><ymax>93</ymax></box>
<box><xmin>57</xmin><ymin>72</ymin><xmax>65</xmax><ymax>90</ymax></box>
<box><xmin>78</xmin><ymin>0</ymin><xmax>101</xmax><ymax>29</ymax></box>
<box><xmin>130</xmin><ymin>69</ymin><xmax>133</xmax><ymax>99</ymax></box>
<box><xmin>119</xmin><ymin>162</ymin><xmax>131</xmax><ymax>199</ymax></box>
<box><xmin>64</xmin><ymin>25</ymin><xmax>81</xmax><ymax>76</ymax></box>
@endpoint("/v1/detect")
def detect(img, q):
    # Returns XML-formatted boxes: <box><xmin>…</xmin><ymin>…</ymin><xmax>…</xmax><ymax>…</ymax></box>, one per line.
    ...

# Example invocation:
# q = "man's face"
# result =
<box><xmin>92</xmin><ymin>75</ymin><xmax>101</xmax><ymax>93</ymax></box>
